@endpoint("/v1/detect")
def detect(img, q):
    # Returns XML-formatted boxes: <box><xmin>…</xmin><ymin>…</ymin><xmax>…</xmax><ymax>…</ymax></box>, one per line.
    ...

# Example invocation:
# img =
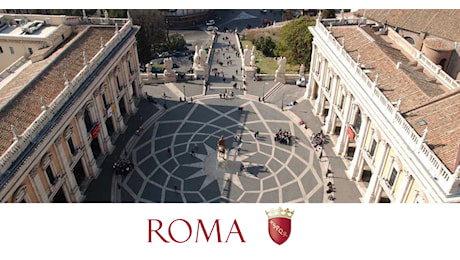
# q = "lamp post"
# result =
<box><xmin>281</xmin><ymin>93</ymin><xmax>284</xmax><ymax>111</ymax></box>
<box><xmin>262</xmin><ymin>82</ymin><xmax>267</xmax><ymax>102</ymax></box>
<box><xmin>183</xmin><ymin>85</ymin><xmax>186</xmax><ymax>100</ymax></box>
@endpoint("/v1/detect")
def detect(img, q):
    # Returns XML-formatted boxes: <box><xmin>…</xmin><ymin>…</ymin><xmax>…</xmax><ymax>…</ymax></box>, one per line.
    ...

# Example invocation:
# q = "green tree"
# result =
<box><xmin>275</xmin><ymin>16</ymin><xmax>315</xmax><ymax>68</ymax></box>
<box><xmin>130</xmin><ymin>10</ymin><xmax>167</xmax><ymax>65</ymax></box>
<box><xmin>321</xmin><ymin>9</ymin><xmax>337</xmax><ymax>19</ymax></box>
<box><xmin>255</xmin><ymin>36</ymin><xmax>276</xmax><ymax>57</ymax></box>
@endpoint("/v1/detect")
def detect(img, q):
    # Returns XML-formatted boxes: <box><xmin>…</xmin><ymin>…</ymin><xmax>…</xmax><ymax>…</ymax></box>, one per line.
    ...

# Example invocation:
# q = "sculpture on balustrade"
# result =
<box><xmin>199</xmin><ymin>45</ymin><xmax>207</xmax><ymax>67</ymax></box>
<box><xmin>274</xmin><ymin>57</ymin><xmax>287</xmax><ymax>83</ymax></box>
<box><xmin>276</xmin><ymin>57</ymin><xmax>286</xmax><ymax>73</ymax></box>
<box><xmin>164</xmin><ymin>58</ymin><xmax>173</xmax><ymax>73</ymax></box>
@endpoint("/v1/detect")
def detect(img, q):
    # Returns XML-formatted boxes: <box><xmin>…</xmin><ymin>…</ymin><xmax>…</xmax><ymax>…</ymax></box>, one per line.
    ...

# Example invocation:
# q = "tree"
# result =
<box><xmin>275</xmin><ymin>16</ymin><xmax>315</xmax><ymax>68</ymax></box>
<box><xmin>130</xmin><ymin>10</ymin><xmax>167</xmax><ymax>65</ymax></box>
<box><xmin>254</xmin><ymin>36</ymin><xmax>276</xmax><ymax>57</ymax></box>
<box><xmin>321</xmin><ymin>9</ymin><xmax>337</xmax><ymax>19</ymax></box>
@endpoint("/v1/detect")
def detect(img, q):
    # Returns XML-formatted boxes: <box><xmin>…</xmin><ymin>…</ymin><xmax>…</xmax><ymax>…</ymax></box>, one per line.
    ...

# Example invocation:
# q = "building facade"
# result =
<box><xmin>306</xmin><ymin>13</ymin><xmax>460</xmax><ymax>203</ymax></box>
<box><xmin>0</xmin><ymin>13</ymin><xmax>142</xmax><ymax>202</ymax></box>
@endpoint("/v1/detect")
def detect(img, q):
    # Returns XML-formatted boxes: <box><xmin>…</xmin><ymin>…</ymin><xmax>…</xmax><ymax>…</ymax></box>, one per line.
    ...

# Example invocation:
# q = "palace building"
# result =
<box><xmin>306</xmin><ymin>10</ymin><xmax>460</xmax><ymax>203</ymax></box>
<box><xmin>0</xmin><ymin>12</ymin><xmax>142</xmax><ymax>202</ymax></box>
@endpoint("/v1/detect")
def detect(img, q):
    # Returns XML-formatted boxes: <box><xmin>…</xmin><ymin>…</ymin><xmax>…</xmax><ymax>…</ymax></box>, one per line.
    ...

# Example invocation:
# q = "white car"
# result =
<box><xmin>206</xmin><ymin>20</ymin><xmax>215</xmax><ymax>26</ymax></box>
<box><xmin>296</xmin><ymin>77</ymin><xmax>306</xmax><ymax>87</ymax></box>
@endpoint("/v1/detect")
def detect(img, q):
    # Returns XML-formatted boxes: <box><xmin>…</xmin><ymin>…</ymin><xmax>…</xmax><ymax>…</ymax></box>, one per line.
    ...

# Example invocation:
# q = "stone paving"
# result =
<box><xmin>115</xmin><ymin>96</ymin><xmax>323</xmax><ymax>203</ymax></box>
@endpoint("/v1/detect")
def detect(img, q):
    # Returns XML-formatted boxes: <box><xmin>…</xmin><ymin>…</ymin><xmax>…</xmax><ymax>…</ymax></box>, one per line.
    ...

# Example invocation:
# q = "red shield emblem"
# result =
<box><xmin>266</xmin><ymin>208</ymin><xmax>294</xmax><ymax>245</ymax></box>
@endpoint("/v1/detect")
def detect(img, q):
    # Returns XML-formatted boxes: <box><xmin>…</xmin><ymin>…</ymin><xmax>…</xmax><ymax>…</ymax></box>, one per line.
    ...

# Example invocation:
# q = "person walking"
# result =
<box><xmin>254</xmin><ymin>130</ymin><xmax>259</xmax><ymax>138</ymax></box>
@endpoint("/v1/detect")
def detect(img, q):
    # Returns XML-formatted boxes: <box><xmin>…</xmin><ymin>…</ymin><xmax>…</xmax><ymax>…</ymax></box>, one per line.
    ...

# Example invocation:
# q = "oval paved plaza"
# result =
<box><xmin>117</xmin><ymin>96</ymin><xmax>324</xmax><ymax>203</ymax></box>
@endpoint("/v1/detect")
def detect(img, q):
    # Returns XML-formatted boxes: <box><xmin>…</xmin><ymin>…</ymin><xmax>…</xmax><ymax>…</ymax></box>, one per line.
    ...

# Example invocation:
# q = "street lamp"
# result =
<box><xmin>262</xmin><ymin>82</ymin><xmax>267</xmax><ymax>102</ymax></box>
<box><xmin>281</xmin><ymin>93</ymin><xmax>284</xmax><ymax>111</ymax></box>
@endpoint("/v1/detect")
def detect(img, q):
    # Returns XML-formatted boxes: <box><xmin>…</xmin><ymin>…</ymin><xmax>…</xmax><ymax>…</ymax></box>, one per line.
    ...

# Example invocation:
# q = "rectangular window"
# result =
<box><xmin>68</xmin><ymin>137</ymin><xmax>76</xmax><ymax>155</ymax></box>
<box><xmin>45</xmin><ymin>166</ymin><xmax>56</xmax><ymax>185</ymax></box>
<box><xmin>339</xmin><ymin>94</ymin><xmax>345</xmax><ymax>110</ymax></box>
<box><xmin>116</xmin><ymin>76</ymin><xmax>122</xmax><ymax>91</ymax></box>
<box><xmin>28</xmin><ymin>47</ymin><xmax>33</xmax><ymax>55</ymax></box>
<box><xmin>9</xmin><ymin>46</ymin><xmax>14</xmax><ymax>55</ymax></box>
<box><xmin>326</xmin><ymin>76</ymin><xmax>332</xmax><ymax>91</ymax></box>
<box><xmin>388</xmin><ymin>168</ymin><xmax>398</xmax><ymax>187</ymax></box>
<box><xmin>369</xmin><ymin>139</ymin><xmax>377</xmax><ymax>157</ymax></box>
<box><xmin>102</xmin><ymin>92</ymin><xmax>109</xmax><ymax>109</ymax></box>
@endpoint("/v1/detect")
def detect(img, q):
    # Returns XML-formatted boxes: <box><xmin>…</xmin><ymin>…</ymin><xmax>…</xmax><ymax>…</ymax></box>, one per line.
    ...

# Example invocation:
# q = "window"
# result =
<box><xmin>339</xmin><ymin>94</ymin><xmax>345</xmax><ymax>110</ymax></box>
<box><xmin>45</xmin><ymin>166</ymin><xmax>56</xmax><ymax>185</ymax></box>
<box><xmin>128</xmin><ymin>60</ymin><xmax>133</xmax><ymax>74</ymax></box>
<box><xmin>326</xmin><ymin>76</ymin><xmax>332</xmax><ymax>91</ymax></box>
<box><xmin>369</xmin><ymin>139</ymin><xmax>377</xmax><ymax>157</ymax></box>
<box><xmin>9</xmin><ymin>46</ymin><xmax>14</xmax><ymax>55</ymax></box>
<box><xmin>388</xmin><ymin>168</ymin><xmax>398</xmax><ymax>187</ymax></box>
<box><xmin>317</xmin><ymin>60</ymin><xmax>321</xmax><ymax>75</ymax></box>
<box><xmin>84</xmin><ymin>109</ymin><xmax>93</xmax><ymax>133</ymax></box>
<box><xmin>102</xmin><ymin>92</ymin><xmax>109</xmax><ymax>109</ymax></box>
<box><xmin>67</xmin><ymin>137</ymin><xmax>76</xmax><ymax>155</ymax></box>
<box><xmin>116</xmin><ymin>76</ymin><xmax>122</xmax><ymax>91</ymax></box>
<box><xmin>28</xmin><ymin>47</ymin><xmax>33</xmax><ymax>55</ymax></box>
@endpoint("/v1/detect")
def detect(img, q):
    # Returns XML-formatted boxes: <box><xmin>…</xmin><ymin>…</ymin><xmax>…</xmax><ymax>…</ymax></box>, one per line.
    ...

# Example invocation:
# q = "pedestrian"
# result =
<box><xmin>167</xmin><ymin>148</ymin><xmax>171</xmax><ymax>156</ymax></box>
<box><xmin>179</xmin><ymin>97</ymin><xmax>182</xmax><ymax>102</ymax></box>
<box><xmin>236</xmin><ymin>69</ymin><xmax>238</xmax><ymax>75</ymax></box>
<box><xmin>174</xmin><ymin>185</ymin><xmax>178</xmax><ymax>193</ymax></box>
<box><xmin>254</xmin><ymin>130</ymin><xmax>259</xmax><ymax>138</ymax></box>
<box><xmin>163</xmin><ymin>92</ymin><xmax>166</xmax><ymax>98</ymax></box>
<box><xmin>319</xmin><ymin>148</ymin><xmax>323</xmax><ymax>160</ymax></box>
<box><xmin>163</xmin><ymin>103</ymin><xmax>167</xmax><ymax>110</ymax></box>
<box><xmin>190</xmin><ymin>149</ymin><xmax>195</xmax><ymax>157</ymax></box>
<box><xmin>219</xmin><ymin>93</ymin><xmax>222</xmax><ymax>99</ymax></box>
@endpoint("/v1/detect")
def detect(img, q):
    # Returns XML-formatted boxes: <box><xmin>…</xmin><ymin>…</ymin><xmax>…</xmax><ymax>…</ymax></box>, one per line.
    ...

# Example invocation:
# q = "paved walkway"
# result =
<box><xmin>114</xmin><ymin>95</ymin><xmax>323</xmax><ymax>203</ymax></box>
<box><xmin>84</xmin><ymin>30</ymin><xmax>362</xmax><ymax>203</ymax></box>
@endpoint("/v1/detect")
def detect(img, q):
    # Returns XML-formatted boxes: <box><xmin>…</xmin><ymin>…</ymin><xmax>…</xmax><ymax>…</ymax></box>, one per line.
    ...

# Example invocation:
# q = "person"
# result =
<box><xmin>163</xmin><ymin>103</ymin><xmax>167</xmax><ymax>110</ymax></box>
<box><xmin>179</xmin><ymin>97</ymin><xmax>182</xmax><ymax>102</ymax></box>
<box><xmin>254</xmin><ymin>130</ymin><xmax>259</xmax><ymax>138</ymax></box>
<box><xmin>190</xmin><ymin>149</ymin><xmax>195</xmax><ymax>157</ymax></box>
<box><xmin>167</xmin><ymin>148</ymin><xmax>171</xmax><ymax>156</ymax></box>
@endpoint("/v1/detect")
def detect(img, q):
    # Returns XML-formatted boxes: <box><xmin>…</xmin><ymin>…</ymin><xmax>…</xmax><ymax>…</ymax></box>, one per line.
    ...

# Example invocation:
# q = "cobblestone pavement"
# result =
<box><xmin>114</xmin><ymin>95</ymin><xmax>324</xmax><ymax>203</ymax></box>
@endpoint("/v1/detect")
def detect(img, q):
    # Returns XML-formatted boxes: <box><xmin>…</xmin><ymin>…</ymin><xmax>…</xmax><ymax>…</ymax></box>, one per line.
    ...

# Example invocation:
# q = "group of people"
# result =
<box><xmin>113</xmin><ymin>158</ymin><xmax>133</xmax><ymax>175</ymax></box>
<box><xmin>219</xmin><ymin>90</ymin><xmax>234</xmax><ymax>99</ymax></box>
<box><xmin>311</xmin><ymin>131</ymin><xmax>324</xmax><ymax>149</ymax></box>
<box><xmin>274</xmin><ymin>129</ymin><xmax>292</xmax><ymax>145</ymax></box>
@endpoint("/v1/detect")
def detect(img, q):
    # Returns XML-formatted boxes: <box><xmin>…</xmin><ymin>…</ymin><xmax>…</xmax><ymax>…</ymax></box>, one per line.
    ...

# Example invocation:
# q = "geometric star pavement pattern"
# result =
<box><xmin>116</xmin><ymin>96</ymin><xmax>323</xmax><ymax>203</ymax></box>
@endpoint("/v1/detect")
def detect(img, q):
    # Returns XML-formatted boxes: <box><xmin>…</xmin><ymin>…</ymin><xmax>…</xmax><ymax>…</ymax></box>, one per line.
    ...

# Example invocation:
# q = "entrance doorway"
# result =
<box><xmin>73</xmin><ymin>159</ymin><xmax>87</xmax><ymax>188</ymax></box>
<box><xmin>52</xmin><ymin>186</ymin><xmax>67</xmax><ymax>202</ymax></box>
<box><xmin>90</xmin><ymin>137</ymin><xmax>101</xmax><ymax>159</ymax></box>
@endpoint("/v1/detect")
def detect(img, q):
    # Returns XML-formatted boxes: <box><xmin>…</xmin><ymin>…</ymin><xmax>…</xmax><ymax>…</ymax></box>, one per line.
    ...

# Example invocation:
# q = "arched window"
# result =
<box><xmin>84</xmin><ymin>109</ymin><xmax>92</xmax><ymax>133</ymax></box>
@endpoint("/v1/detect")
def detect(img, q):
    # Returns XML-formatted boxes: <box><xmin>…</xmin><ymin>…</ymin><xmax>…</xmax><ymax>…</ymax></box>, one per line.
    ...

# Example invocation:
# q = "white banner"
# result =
<box><xmin>0</xmin><ymin>204</ymin><xmax>458</xmax><ymax>260</ymax></box>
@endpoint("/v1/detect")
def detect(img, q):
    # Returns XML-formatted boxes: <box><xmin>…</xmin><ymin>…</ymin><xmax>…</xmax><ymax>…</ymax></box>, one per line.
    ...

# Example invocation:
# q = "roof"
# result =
<box><xmin>0</xmin><ymin>26</ymin><xmax>116</xmax><ymax>157</ymax></box>
<box><xmin>329</xmin><ymin>25</ymin><xmax>459</xmax><ymax>172</ymax></box>
<box><xmin>354</xmin><ymin>9</ymin><xmax>460</xmax><ymax>42</ymax></box>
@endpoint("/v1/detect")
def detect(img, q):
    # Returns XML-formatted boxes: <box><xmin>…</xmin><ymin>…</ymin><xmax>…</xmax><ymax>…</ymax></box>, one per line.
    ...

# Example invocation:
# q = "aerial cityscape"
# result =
<box><xmin>0</xmin><ymin>9</ymin><xmax>459</xmax><ymax>203</ymax></box>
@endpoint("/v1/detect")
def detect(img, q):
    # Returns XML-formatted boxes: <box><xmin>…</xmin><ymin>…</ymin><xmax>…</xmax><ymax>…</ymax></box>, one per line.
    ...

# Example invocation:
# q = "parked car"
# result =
<box><xmin>206</xmin><ymin>19</ymin><xmax>215</xmax><ymax>26</ymax></box>
<box><xmin>151</xmin><ymin>67</ymin><xmax>164</xmax><ymax>73</ymax></box>
<box><xmin>296</xmin><ymin>77</ymin><xmax>307</xmax><ymax>87</ymax></box>
<box><xmin>158</xmin><ymin>51</ymin><xmax>170</xmax><ymax>58</ymax></box>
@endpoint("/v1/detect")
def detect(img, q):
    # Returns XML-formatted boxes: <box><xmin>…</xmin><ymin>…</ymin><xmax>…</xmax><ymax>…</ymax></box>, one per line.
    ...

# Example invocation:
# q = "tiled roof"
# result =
<box><xmin>329</xmin><ymin>25</ymin><xmax>459</xmax><ymax>172</ymax></box>
<box><xmin>0</xmin><ymin>26</ymin><xmax>116</xmax><ymax>156</ymax></box>
<box><xmin>405</xmin><ymin>91</ymin><xmax>460</xmax><ymax>172</ymax></box>
<box><xmin>355</xmin><ymin>9</ymin><xmax>460</xmax><ymax>42</ymax></box>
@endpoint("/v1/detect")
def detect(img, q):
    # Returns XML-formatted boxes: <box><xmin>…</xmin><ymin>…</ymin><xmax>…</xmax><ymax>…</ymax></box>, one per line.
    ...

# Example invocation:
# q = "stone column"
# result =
<box><xmin>305</xmin><ymin>44</ymin><xmax>318</xmax><ymax>99</ymax></box>
<box><xmin>75</xmin><ymin>110</ymin><xmax>98</xmax><ymax>177</ymax></box>
<box><xmin>313</xmin><ymin>85</ymin><xmax>325</xmax><ymax>115</ymax></box>
<box><xmin>28</xmin><ymin>166</ymin><xmax>49</xmax><ymax>202</ymax></box>
<box><xmin>334</xmin><ymin>93</ymin><xmax>353</xmax><ymax>155</ymax></box>
<box><xmin>108</xmin><ymin>73</ymin><xmax>127</xmax><ymax>133</ymax></box>
<box><xmin>53</xmin><ymin>138</ymin><xmax>83</xmax><ymax>202</ymax></box>
<box><xmin>395</xmin><ymin>171</ymin><xmax>413</xmax><ymax>203</ymax></box>
<box><xmin>121</xmin><ymin>56</ymin><xmax>137</xmax><ymax>115</ymax></box>
<box><xmin>347</xmin><ymin>114</ymin><xmax>370</xmax><ymax>180</ymax></box>
<box><xmin>363</xmin><ymin>141</ymin><xmax>390</xmax><ymax>203</ymax></box>
<box><xmin>92</xmin><ymin>92</ymin><xmax>114</xmax><ymax>154</ymax></box>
